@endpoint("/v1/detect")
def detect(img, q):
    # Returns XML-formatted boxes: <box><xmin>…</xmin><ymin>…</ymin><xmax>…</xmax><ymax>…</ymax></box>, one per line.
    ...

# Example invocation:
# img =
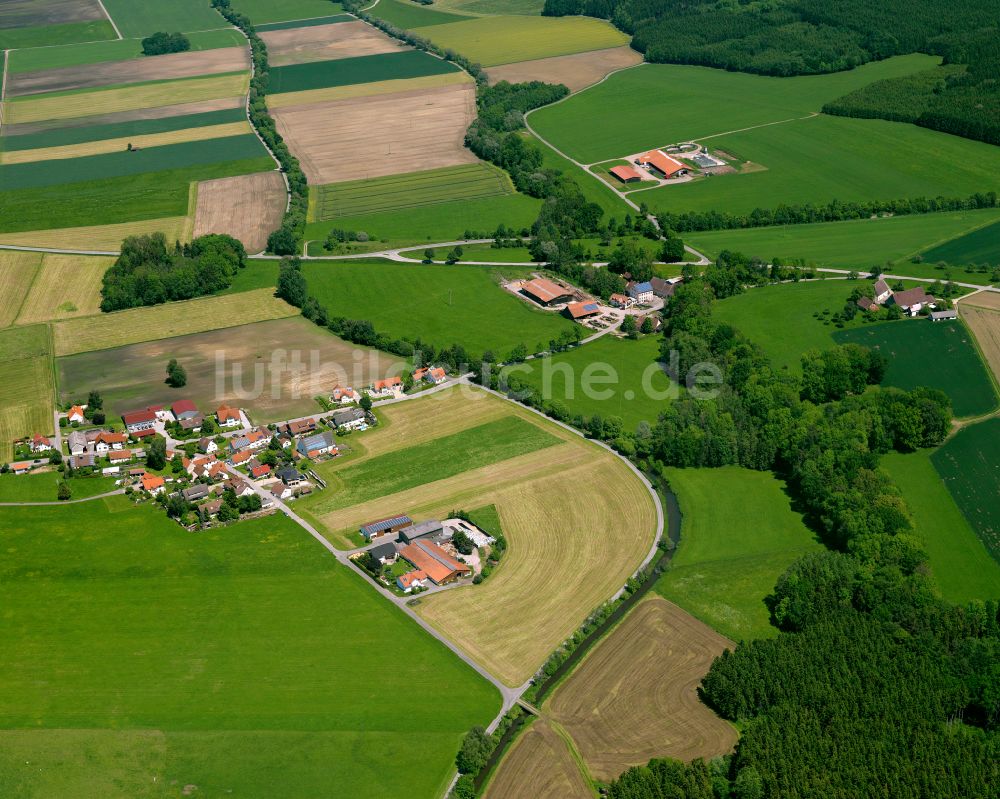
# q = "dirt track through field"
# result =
<box><xmin>262</xmin><ymin>21</ymin><xmax>404</xmax><ymax>66</ymax></box>
<box><xmin>547</xmin><ymin>597</ymin><xmax>737</xmax><ymax>781</ymax></box>
<box><xmin>193</xmin><ymin>171</ymin><xmax>286</xmax><ymax>253</ymax></box>
<box><xmin>273</xmin><ymin>82</ymin><xmax>477</xmax><ymax>184</ymax></box>
<box><xmin>487</xmin><ymin>46</ymin><xmax>642</xmax><ymax>93</ymax></box>
<box><xmin>6</xmin><ymin>47</ymin><xmax>250</xmax><ymax>98</ymax></box>
<box><xmin>483</xmin><ymin>721</ymin><xmax>591</xmax><ymax>799</ymax></box>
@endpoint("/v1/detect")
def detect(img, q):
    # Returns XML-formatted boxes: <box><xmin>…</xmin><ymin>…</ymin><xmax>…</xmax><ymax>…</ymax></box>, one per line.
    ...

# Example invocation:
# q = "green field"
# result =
<box><xmin>232</xmin><ymin>0</ymin><xmax>344</xmax><ymax>24</ymax></box>
<box><xmin>304</xmin><ymin>193</ymin><xmax>542</xmax><ymax>251</ymax></box>
<box><xmin>0</xmin><ymin>157</ymin><xmax>273</xmax><ymax>233</ymax></box>
<box><xmin>307</xmin><ymin>416</ymin><xmax>559</xmax><ymax>513</ymax></box>
<box><xmin>0</xmin><ymin>474</ymin><xmax>119</xmax><ymax>503</ymax></box>
<box><xmin>438</xmin><ymin>0</ymin><xmax>545</xmax><ymax>13</ymax></box>
<box><xmin>313</xmin><ymin>163</ymin><xmax>513</xmax><ymax>220</ymax></box>
<box><xmin>882</xmin><ymin>450</ymin><xmax>1000</xmax><ymax>603</ymax></box>
<box><xmin>0</xmin><ymin>19</ymin><xmax>115</xmax><ymax>49</ymax></box>
<box><xmin>0</xmin><ymin>134</ymin><xmax>267</xmax><ymax>190</ymax></box>
<box><xmin>300</xmin><ymin>259</ymin><xmax>575</xmax><ymax>354</ymax></box>
<box><xmin>254</xmin><ymin>14</ymin><xmax>353</xmax><ymax>31</ymax></box>
<box><xmin>923</xmin><ymin>219</ymin><xmax>1000</xmax><ymax>267</ymax></box>
<box><xmin>529</xmin><ymin>54</ymin><xmax>938</xmax><ymax>164</ymax></box>
<box><xmin>833</xmin><ymin>320</ymin><xmax>998</xmax><ymax>418</ymax></box>
<box><xmin>932</xmin><ymin>419</ymin><xmax>1000</xmax><ymax>565</ymax></box>
<box><xmin>713</xmin><ymin>279</ymin><xmax>874</xmax><ymax>372</ymax></box>
<box><xmin>656</xmin><ymin>466</ymin><xmax>821</xmax><ymax>641</ymax></box>
<box><xmin>640</xmin><ymin>114</ymin><xmax>1000</xmax><ymax>217</ymax></box>
<box><xmin>417</xmin><ymin>15</ymin><xmax>628</xmax><ymax>67</ymax></box>
<box><xmin>268</xmin><ymin>50</ymin><xmax>458</xmax><ymax>94</ymax></box>
<box><xmin>1</xmin><ymin>108</ymin><xmax>247</xmax><ymax>151</ymax></box>
<box><xmin>100</xmin><ymin>0</ymin><xmax>225</xmax><ymax>37</ymax></box>
<box><xmin>687</xmin><ymin>209</ymin><xmax>1000</xmax><ymax>275</ymax></box>
<box><xmin>6</xmin><ymin>29</ymin><xmax>244</xmax><ymax>73</ymax></box>
<box><xmin>0</xmin><ymin>325</ymin><xmax>55</xmax><ymax>463</ymax></box>
<box><xmin>369</xmin><ymin>0</ymin><xmax>472</xmax><ymax>29</ymax></box>
<box><xmin>0</xmin><ymin>500</ymin><xmax>499</xmax><ymax>797</ymax></box>
<box><xmin>528</xmin><ymin>132</ymin><xmax>628</xmax><ymax>218</ymax></box>
<box><xmin>502</xmin><ymin>335</ymin><xmax>674</xmax><ymax>431</ymax></box>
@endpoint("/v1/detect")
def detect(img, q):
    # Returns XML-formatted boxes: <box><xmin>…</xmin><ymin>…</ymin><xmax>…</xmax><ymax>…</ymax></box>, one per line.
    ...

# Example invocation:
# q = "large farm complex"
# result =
<box><xmin>2</xmin><ymin>0</ymin><xmax>1000</xmax><ymax>797</ymax></box>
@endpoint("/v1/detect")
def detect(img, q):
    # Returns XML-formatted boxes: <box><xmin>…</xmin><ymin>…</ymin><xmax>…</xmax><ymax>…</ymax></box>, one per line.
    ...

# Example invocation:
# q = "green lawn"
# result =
<box><xmin>304</xmin><ymin>416</ymin><xmax>559</xmax><ymax>512</ymax></box>
<box><xmin>0</xmin><ymin>474</ymin><xmax>119</xmax><ymax>503</ymax></box>
<box><xmin>467</xmin><ymin>504</ymin><xmax>503</xmax><ymax>538</ymax></box>
<box><xmin>312</xmin><ymin>163</ymin><xmax>513</xmax><ymax>220</ymax></box>
<box><xmin>639</xmin><ymin>115</ymin><xmax>1000</xmax><ymax>217</ymax></box>
<box><xmin>0</xmin><ymin>157</ymin><xmax>274</xmax><ymax>233</ymax></box>
<box><xmin>231</xmin><ymin>0</ymin><xmax>344</xmax><ymax>24</ymax></box>
<box><xmin>529</xmin><ymin>54</ymin><xmax>939</xmax><ymax>164</ymax></box>
<box><xmin>418</xmin><ymin>16</ymin><xmax>628</xmax><ymax>67</ymax></box>
<box><xmin>220</xmin><ymin>259</ymin><xmax>280</xmax><ymax>294</ymax></box>
<box><xmin>269</xmin><ymin>50</ymin><xmax>459</xmax><ymax>94</ymax></box>
<box><xmin>305</xmin><ymin>193</ymin><xmax>542</xmax><ymax>251</ymax></box>
<box><xmin>656</xmin><ymin>465</ymin><xmax>821</xmax><ymax>641</ymax></box>
<box><xmin>833</xmin><ymin>320</ymin><xmax>998</xmax><ymax>418</ymax></box>
<box><xmin>923</xmin><ymin>219</ymin><xmax>1000</xmax><ymax>267</ymax></box>
<box><xmin>100</xmin><ymin>0</ymin><xmax>226</xmax><ymax>36</ymax></box>
<box><xmin>686</xmin><ymin>209</ymin><xmax>1000</xmax><ymax>275</ymax></box>
<box><xmin>0</xmin><ymin>500</ymin><xmax>499</xmax><ymax>797</ymax></box>
<box><xmin>931</xmin><ymin>419</ymin><xmax>1000</xmax><ymax>565</ymax></box>
<box><xmin>6</xmin><ymin>29</ymin><xmax>244</xmax><ymax>74</ymax></box>
<box><xmin>0</xmin><ymin>20</ymin><xmax>116</xmax><ymax>49</ymax></box>
<box><xmin>368</xmin><ymin>0</ymin><xmax>472</xmax><ymax>29</ymax></box>
<box><xmin>882</xmin><ymin>450</ymin><xmax>1000</xmax><ymax>603</ymax></box>
<box><xmin>0</xmin><ymin>134</ymin><xmax>267</xmax><ymax>190</ymax></box>
<box><xmin>300</xmin><ymin>258</ymin><xmax>576</xmax><ymax>355</ymax></box>
<box><xmin>502</xmin><ymin>335</ymin><xmax>675</xmax><ymax>432</ymax></box>
<box><xmin>1</xmin><ymin>108</ymin><xmax>247</xmax><ymax>151</ymax></box>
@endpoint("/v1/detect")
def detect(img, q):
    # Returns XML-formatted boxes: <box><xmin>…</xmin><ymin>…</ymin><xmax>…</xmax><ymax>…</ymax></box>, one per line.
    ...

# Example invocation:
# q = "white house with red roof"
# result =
<box><xmin>67</xmin><ymin>405</ymin><xmax>86</xmax><ymax>424</ymax></box>
<box><xmin>368</xmin><ymin>376</ymin><xmax>403</xmax><ymax>398</ymax></box>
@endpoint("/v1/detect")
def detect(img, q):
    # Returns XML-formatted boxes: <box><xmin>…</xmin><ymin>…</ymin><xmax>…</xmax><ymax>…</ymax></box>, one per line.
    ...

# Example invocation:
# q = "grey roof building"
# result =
<box><xmin>369</xmin><ymin>542</ymin><xmax>398</xmax><ymax>563</ymax></box>
<box><xmin>182</xmin><ymin>484</ymin><xmax>211</xmax><ymax>502</ymax></box>
<box><xmin>397</xmin><ymin>520</ymin><xmax>444</xmax><ymax>544</ymax></box>
<box><xmin>331</xmin><ymin>407</ymin><xmax>366</xmax><ymax>428</ymax></box>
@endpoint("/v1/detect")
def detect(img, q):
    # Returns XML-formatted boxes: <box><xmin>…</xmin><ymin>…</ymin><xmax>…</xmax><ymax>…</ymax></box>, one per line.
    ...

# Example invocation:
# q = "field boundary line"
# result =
<box><xmin>899</xmin><ymin>212</ymin><xmax>1000</xmax><ymax>263</ymax></box>
<box><xmin>95</xmin><ymin>0</ymin><xmax>123</xmax><ymax>40</ymax></box>
<box><xmin>692</xmin><ymin>110</ymin><xmax>819</xmax><ymax>144</ymax></box>
<box><xmin>954</xmin><ymin>297</ymin><xmax>1000</xmax><ymax>409</ymax></box>
<box><xmin>0</xmin><ymin>489</ymin><xmax>125</xmax><ymax>506</ymax></box>
<box><xmin>0</xmin><ymin>49</ymin><xmax>8</xmax><ymax>127</ymax></box>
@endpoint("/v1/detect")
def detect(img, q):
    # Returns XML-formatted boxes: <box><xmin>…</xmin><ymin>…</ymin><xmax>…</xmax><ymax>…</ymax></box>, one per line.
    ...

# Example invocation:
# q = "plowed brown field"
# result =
<box><xmin>262</xmin><ymin>21</ymin><xmax>404</xmax><ymax>66</ymax></box>
<box><xmin>487</xmin><ymin>46</ymin><xmax>642</xmax><ymax>93</ymax></box>
<box><xmin>484</xmin><ymin>721</ymin><xmax>592</xmax><ymax>799</ymax></box>
<box><xmin>193</xmin><ymin>171</ymin><xmax>286</xmax><ymax>253</ymax></box>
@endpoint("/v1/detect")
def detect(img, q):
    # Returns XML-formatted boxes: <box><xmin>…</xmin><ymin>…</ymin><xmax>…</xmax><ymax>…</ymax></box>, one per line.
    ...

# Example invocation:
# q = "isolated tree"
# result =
<box><xmin>165</xmin><ymin>358</ymin><xmax>187</xmax><ymax>388</ymax></box>
<box><xmin>57</xmin><ymin>482</ymin><xmax>72</xmax><ymax>501</ymax></box>
<box><xmin>147</xmin><ymin>436</ymin><xmax>167</xmax><ymax>470</ymax></box>
<box><xmin>423</xmin><ymin>248</ymin><xmax>436</xmax><ymax>264</ymax></box>
<box><xmin>641</xmin><ymin>316</ymin><xmax>655</xmax><ymax>334</ymax></box>
<box><xmin>359</xmin><ymin>394</ymin><xmax>373</xmax><ymax>412</ymax></box>
<box><xmin>87</xmin><ymin>390</ymin><xmax>103</xmax><ymax>410</ymax></box>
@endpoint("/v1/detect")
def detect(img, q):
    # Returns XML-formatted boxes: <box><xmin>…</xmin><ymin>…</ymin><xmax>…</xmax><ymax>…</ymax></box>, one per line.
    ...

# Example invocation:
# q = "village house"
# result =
<box><xmin>368</xmin><ymin>377</ymin><xmax>403</xmax><ymax>398</ymax></box>
<box><xmin>398</xmin><ymin>539</ymin><xmax>472</xmax><ymax>585</ymax></box>
<box><xmin>636</xmin><ymin>314</ymin><xmax>663</xmax><ymax>332</ymax></box>
<box><xmin>564</xmin><ymin>300</ymin><xmax>601</xmax><ymax>320</ymax></box>
<box><xmin>69</xmin><ymin>453</ymin><xmax>95</xmax><ymax>470</ymax></box>
<box><xmin>67</xmin><ymin>404</ymin><xmax>86</xmax><ymax>424</ymax></box>
<box><xmin>874</xmin><ymin>279</ymin><xmax>892</xmax><ymax>304</ymax></box>
<box><xmin>296</xmin><ymin>431</ymin><xmax>337</xmax><ymax>459</ymax></box>
<box><xmin>268</xmin><ymin>482</ymin><xmax>293</xmax><ymax>500</ymax></box>
<box><xmin>331</xmin><ymin>407</ymin><xmax>366</xmax><ymax>432</ymax></box>
<box><xmin>179</xmin><ymin>415</ymin><xmax>204</xmax><ymax>433</ymax></box>
<box><xmin>610</xmin><ymin>293</ymin><xmax>635</xmax><ymax>309</ymax></box>
<box><xmin>216</xmin><ymin>405</ymin><xmax>242</xmax><ymax>428</ymax></box>
<box><xmin>276</xmin><ymin>466</ymin><xmax>305</xmax><ymax>487</ymax></box>
<box><xmin>230</xmin><ymin>450</ymin><xmax>253</xmax><ymax>467</ymax></box>
<box><xmin>10</xmin><ymin>461</ymin><xmax>32</xmax><ymax>475</ymax></box>
<box><xmin>198</xmin><ymin>437</ymin><xmax>218</xmax><ymax>455</ymax></box>
<box><xmin>250</xmin><ymin>463</ymin><xmax>271</xmax><ymax>480</ymax></box>
<box><xmin>360</xmin><ymin>514</ymin><xmax>413</xmax><ymax>542</ymax></box>
<box><xmin>29</xmin><ymin>434</ymin><xmax>52</xmax><ymax>453</ymax></box>
<box><xmin>68</xmin><ymin>430</ymin><xmax>88</xmax><ymax>456</ymax></box>
<box><xmin>650</xmin><ymin>276</ymin><xmax>680</xmax><ymax>300</ymax></box>
<box><xmin>182</xmin><ymin>484</ymin><xmax>211</xmax><ymax>503</ymax></box>
<box><xmin>891</xmin><ymin>286</ymin><xmax>936</xmax><ymax>316</ymax></box>
<box><xmin>397</xmin><ymin>570</ymin><xmax>429</xmax><ymax>593</ymax></box>
<box><xmin>627</xmin><ymin>281</ymin><xmax>655</xmax><ymax>304</ymax></box>
<box><xmin>141</xmin><ymin>474</ymin><xmax>165</xmax><ymax>495</ymax></box>
<box><xmin>171</xmin><ymin>400</ymin><xmax>199</xmax><ymax>421</ymax></box>
<box><xmin>94</xmin><ymin>431</ymin><xmax>127</xmax><ymax>453</ymax></box>
<box><xmin>122</xmin><ymin>408</ymin><xmax>157</xmax><ymax>438</ymax></box>
<box><xmin>370</xmin><ymin>541</ymin><xmax>398</xmax><ymax>565</ymax></box>
<box><xmin>225</xmin><ymin>476</ymin><xmax>256</xmax><ymax>497</ymax></box>
<box><xmin>199</xmin><ymin>499</ymin><xmax>223</xmax><ymax>520</ymax></box>
<box><xmin>330</xmin><ymin>385</ymin><xmax>361</xmax><ymax>404</ymax></box>
<box><xmin>229</xmin><ymin>429</ymin><xmax>268</xmax><ymax>453</ymax></box>
<box><xmin>280</xmin><ymin>418</ymin><xmax>317</xmax><ymax>437</ymax></box>
<box><xmin>413</xmin><ymin>366</ymin><xmax>447</xmax><ymax>385</ymax></box>
<box><xmin>108</xmin><ymin>449</ymin><xmax>132</xmax><ymax>464</ymax></box>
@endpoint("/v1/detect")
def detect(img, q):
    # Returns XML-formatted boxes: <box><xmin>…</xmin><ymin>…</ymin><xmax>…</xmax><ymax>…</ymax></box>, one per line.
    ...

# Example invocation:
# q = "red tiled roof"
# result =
<box><xmin>108</xmin><ymin>450</ymin><xmax>131</xmax><ymax>461</ymax></box>
<box><xmin>521</xmin><ymin>277</ymin><xmax>569</xmax><ymax>304</ymax></box>
<box><xmin>216</xmin><ymin>406</ymin><xmax>241</xmax><ymax>422</ymax></box>
<box><xmin>251</xmin><ymin>464</ymin><xmax>271</xmax><ymax>478</ymax></box>
<box><xmin>68</xmin><ymin>405</ymin><xmax>85</xmax><ymax>419</ymax></box>
<box><xmin>565</xmin><ymin>301</ymin><xmax>601</xmax><ymax>319</ymax></box>
<box><xmin>122</xmin><ymin>408</ymin><xmax>156</xmax><ymax>425</ymax></box>
<box><xmin>141</xmin><ymin>474</ymin><xmax>164</xmax><ymax>491</ymax></box>
<box><xmin>172</xmin><ymin>399</ymin><xmax>197</xmax><ymax>415</ymax></box>
<box><xmin>373</xmin><ymin>377</ymin><xmax>402</xmax><ymax>391</ymax></box>
<box><xmin>610</xmin><ymin>164</ymin><xmax>643</xmax><ymax>182</ymax></box>
<box><xmin>130</xmin><ymin>428</ymin><xmax>155</xmax><ymax>438</ymax></box>
<box><xmin>399</xmin><ymin>540</ymin><xmax>471</xmax><ymax>584</ymax></box>
<box><xmin>398</xmin><ymin>570</ymin><xmax>428</xmax><ymax>589</ymax></box>
<box><xmin>96</xmin><ymin>432</ymin><xmax>127</xmax><ymax>445</ymax></box>
<box><xmin>638</xmin><ymin>150</ymin><xmax>685</xmax><ymax>177</ymax></box>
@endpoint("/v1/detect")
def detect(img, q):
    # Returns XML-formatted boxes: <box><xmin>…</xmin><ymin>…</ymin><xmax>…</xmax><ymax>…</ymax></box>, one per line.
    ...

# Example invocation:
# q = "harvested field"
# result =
<box><xmin>6</xmin><ymin>47</ymin><xmax>250</xmax><ymax>98</ymax></box>
<box><xmin>959</xmin><ymin>299</ymin><xmax>1000</xmax><ymax>386</ymax></box>
<box><xmin>4</xmin><ymin>73</ymin><xmax>249</xmax><ymax>125</ymax></box>
<box><xmin>483</xmin><ymin>721</ymin><xmax>591</xmax><ymax>799</ymax></box>
<box><xmin>193</xmin><ymin>171</ymin><xmax>287</xmax><ymax>253</ymax></box>
<box><xmin>962</xmin><ymin>290</ymin><xmax>1000</xmax><ymax>311</ymax></box>
<box><xmin>15</xmin><ymin>254</ymin><xmax>112</xmax><ymax>325</ymax></box>
<box><xmin>262</xmin><ymin>21</ymin><xmax>404</xmax><ymax>66</ymax></box>
<box><xmin>0</xmin><ymin>121</ymin><xmax>252</xmax><ymax>164</ymax></box>
<box><xmin>487</xmin><ymin>45</ymin><xmax>642</xmax><ymax>93</ymax></box>
<box><xmin>58</xmin><ymin>316</ymin><xmax>393</xmax><ymax>422</ymax></box>
<box><xmin>1</xmin><ymin>97</ymin><xmax>244</xmax><ymax>138</ymax></box>
<box><xmin>548</xmin><ymin>597</ymin><xmax>738</xmax><ymax>781</ymax></box>
<box><xmin>267</xmin><ymin>70</ymin><xmax>469</xmax><ymax>109</ymax></box>
<box><xmin>52</xmin><ymin>288</ymin><xmax>297</xmax><ymax>356</ymax></box>
<box><xmin>274</xmin><ymin>82</ymin><xmax>477</xmax><ymax>184</ymax></box>
<box><xmin>0</xmin><ymin>252</ymin><xmax>42</xmax><ymax>327</ymax></box>
<box><xmin>312</xmin><ymin>162</ymin><xmax>512</xmax><ymax>219</ymax></box>
<box><xmin>0</xmin><ymin>216</ymin><xmax>193</xmax><ymax>251</ymax></box>
<box><xmin>0</xmin><ymin>0</ymin><xmax>104</xmax><ymax>28</ymax></box>
<box><xmin>0</xmin><ymin>326</ymin><xmax>55</xmax><ymax>463</ymax></box>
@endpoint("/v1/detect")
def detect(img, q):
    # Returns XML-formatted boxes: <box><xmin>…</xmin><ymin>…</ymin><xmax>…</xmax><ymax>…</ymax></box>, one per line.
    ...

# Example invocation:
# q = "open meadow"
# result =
<box><xmin>0</xmin><ymin>325</ymin><xmax>55</xmax><ymax>462</ymax></box>
<box><xmin>0</xmin><ymin>251</ymin><xmax>42</xmax><ymax>327</ymax></box>
<box><xmin>0</xmin><ymin>216</ymin><xmax>193</xmax><ymax>251</ymax></box>
<box><xmin>833</xmin><ymin>320</ymin><xmax>998</xmax><ymax>418</ymax></box>
<box><xmin>0</xmin><ymin>500</ymin><xmax>499</xmax><ymax>798</ymax></box>
<box><xmin>483</xmin><ymin>720</ymin><xmax>591</xmax><ymax>799</ymax></box>
<box><xmin>656</xmin><ymin>466</ymin><xmax>822</xmax><ymax>641</ymax></box>
<box><xmin>52</xmin><ymin>288</ymin><xmax>297</xmax><ymax>356</ymax></box>
<box><xmin>0</xmin><ymin>0</ymin><xmax>115</xmax><ymax>49</ymax></box>
<box><xmin>502</xmin><ymin>335</ymin><xmax>674</xmax><ymax>432</ymax></box>
<box><xmin>14</xmin><ymin>253</ymin><xmax>112</xmax><ymax>325</ymax></box>
<box><xmin>882</xmin><ymin>451</ymin><xmax>1000</xmax><ymax>603</ymax></box>
<box><xmin>300</xmin><ymin>259</ymin><xmax>575</xmax><ymax>355</ymax></box>
<box><xmin>58</xmin><ymin>316</ymin><xmax>394</xmax><ymax>423</ymax></box>
<box><xmin>959</xmin><ymin>292</ymin><xmax>1000</xmax><ymax>385</ymax></box>
<box><xmin>99</xmin><ymin>0</ymin><xmax>224</xmax><ymax>37</ymax></box>
<box><xmin>298</xmin><ymin>388</ymin><xmax>658</xmax><ymax>687</ymax></box>
<box><xmin>547</xmin><ymin>597</ymin><xmax>738</xmax><ymax>782</ymax></box>
<box><xmin>932</xmin><ymin>419</ymin><xmax>1000</xmax><ymax>566</ymax></box>
<box><xmin>0</xmin><ymin>472</ymin><xmax>119</xmax><ymax>503</ymax></box>
<box><xmin>924</xmin><ymin>219</ymin><xmax>1000</xmax><ymax>266</ymax></box>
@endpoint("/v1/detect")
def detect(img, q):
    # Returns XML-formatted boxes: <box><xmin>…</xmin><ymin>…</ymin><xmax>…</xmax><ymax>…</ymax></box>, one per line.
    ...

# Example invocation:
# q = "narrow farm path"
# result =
<box><xmin>0</xmin><ymin>489</ymin><xmax>125</xmax><ymax>507</ymax></box>
<box><xmin>95</xmin><ymin>0</ymin><xmax>123</xmax><ymax>40</ymax></box>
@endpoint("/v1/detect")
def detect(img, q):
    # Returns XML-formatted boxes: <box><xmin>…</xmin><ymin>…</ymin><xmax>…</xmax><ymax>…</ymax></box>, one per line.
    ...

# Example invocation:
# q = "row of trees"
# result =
<box><xmin>210</xmin><ymin>0</ymin><xmax>305</xmax><ymax>255</ymax></box>
<box><xmin>100</xmin><ymin>233</ymin><xmax>246</xmax><ymax>311</ymax></box>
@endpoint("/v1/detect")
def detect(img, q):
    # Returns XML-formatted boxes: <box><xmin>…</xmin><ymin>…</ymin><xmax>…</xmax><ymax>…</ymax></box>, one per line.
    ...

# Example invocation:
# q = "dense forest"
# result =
<box><xmin>599</xmin><ymin>252</ymin><xmax>1000</xmax><ymax>797</ymax></box>
<box><xmin>100</xmin><ymin>233</ymin><xmax>246</xmax><ymax>311</ymax></box>
<box><xmin>542</xmin><ymin>0</ymin><xmax>1000</xmax><ymax>145</ymax></box>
